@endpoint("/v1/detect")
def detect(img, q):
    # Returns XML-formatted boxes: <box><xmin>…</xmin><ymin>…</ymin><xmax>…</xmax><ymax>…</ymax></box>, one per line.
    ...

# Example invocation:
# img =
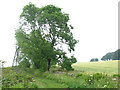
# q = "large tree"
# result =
<box><xmin>15</xmin><ymin>29</ymin><xmax>57</xmax><ymax>71</ymax></box>
<box><xmin>16</xmin><ymin>3</ymin><xmax>78</xmax><ymax>71</ymax></box>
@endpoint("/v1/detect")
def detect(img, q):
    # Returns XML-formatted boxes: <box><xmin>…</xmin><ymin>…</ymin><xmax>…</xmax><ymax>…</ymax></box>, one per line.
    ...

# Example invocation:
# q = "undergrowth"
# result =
<box><xmin>1</xmin><ymin>66</ymin><xmax>119</xmax><ymax>88</ymax></box>
<box><xmin>42</xmin><ymin>71</ymin><xmax>119</xmax><ymax>88</ymax></box>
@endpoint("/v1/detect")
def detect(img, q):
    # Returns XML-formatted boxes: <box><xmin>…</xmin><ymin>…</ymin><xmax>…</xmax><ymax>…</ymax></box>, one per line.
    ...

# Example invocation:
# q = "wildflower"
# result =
<box><xmin>89</xmin><ymin>80</ymin><xmax>91</xmax><ymax>82</ymax></box>
<box><xmin>104</xmin><ymin>85</ymin><xmax>107</xmax><ymax>88</ymax></box>
<box><xmin>30</xmin><ymin>82</ymin><xmax>32</xmax><ymax>83</ymax></box>
<box><xmin>90</xmin><ymin>75</ymin><xmax>93</xmax><ymax>77</ymax></box>
<box><xmin>112</xmin><ymin>78</ymin><xmax>117</xmax><ymax>81</ymax></box>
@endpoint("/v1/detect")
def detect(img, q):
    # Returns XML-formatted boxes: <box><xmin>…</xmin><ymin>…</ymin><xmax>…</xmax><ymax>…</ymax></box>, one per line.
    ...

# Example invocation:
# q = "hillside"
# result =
<box><xmin>72</xmin><ymin>60</ymin><xmax>119</xmax><ymax>74</ymax></box>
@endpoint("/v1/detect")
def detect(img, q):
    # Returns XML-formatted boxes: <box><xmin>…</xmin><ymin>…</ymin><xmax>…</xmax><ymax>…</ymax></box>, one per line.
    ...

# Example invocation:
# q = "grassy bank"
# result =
<box><xmin>1</xmin><ymin>67</ymin><xmax>67</xmax><ymax>88</ymax></box>
<box><xmin>1</xmin><ymin>60</ymin><xmax>119</xmax><ymax>88</ymax></box>
<box><xmin>41</xmin><ymin>70</ymin><xmax>119</xmax><ymax>88</ymax></box>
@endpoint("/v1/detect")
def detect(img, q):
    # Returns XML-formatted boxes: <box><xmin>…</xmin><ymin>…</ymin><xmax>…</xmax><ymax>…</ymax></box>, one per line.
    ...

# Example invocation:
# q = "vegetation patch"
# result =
<box><xmin>41</xmin><ymin>70</ymin><xmax>118</xmax><ymax>88</ymax></box>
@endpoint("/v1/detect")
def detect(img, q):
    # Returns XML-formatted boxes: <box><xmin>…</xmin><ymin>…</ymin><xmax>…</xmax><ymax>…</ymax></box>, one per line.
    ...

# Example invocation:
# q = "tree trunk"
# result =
<box><xmin>48</xmin><ymin>59</ymin><xmax>51</xmax><ymax>71</ymax></box>
<box><xmin>34</xmin><ymin>62</ymin><xmax>40</xmax><ymax>69</ymax></box>
<box><xmin>47</xmin><ymin>41</ymin><xmax>54</xmax><ymax>71</ymax></box>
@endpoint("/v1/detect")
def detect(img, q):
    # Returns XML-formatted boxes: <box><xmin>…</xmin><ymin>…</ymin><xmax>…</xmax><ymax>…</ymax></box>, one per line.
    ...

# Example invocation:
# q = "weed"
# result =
<box><xmin>75</xmin><ymin>73</ymin><xmax>83</xmax><ymax>77</ymax></box>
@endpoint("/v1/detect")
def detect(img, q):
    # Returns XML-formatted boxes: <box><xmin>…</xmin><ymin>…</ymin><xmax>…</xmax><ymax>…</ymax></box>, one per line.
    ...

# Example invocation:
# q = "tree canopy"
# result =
<box><xmin>101</xmin><ymin>49</ymin><xmax>120</xmax><ymax>61</ymax></box>
<box><xmin>15</xmin><ymin>3</ymin><xmax>78</xmax><ymax>71</ymax></box>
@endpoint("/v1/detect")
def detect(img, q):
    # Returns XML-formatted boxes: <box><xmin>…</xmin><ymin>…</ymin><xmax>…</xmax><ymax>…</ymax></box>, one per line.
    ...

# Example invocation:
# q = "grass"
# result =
<box><xmin>72</xmin><ymin>60</ymin><xmax>118</xmax><ymax>74</ymax></box>
<box><xmin>1</xmin><ymin>67</ymin><xmax>67</xmax><ymax>88</ymax></box>
<box><xmin>39</xmin><ymin>60</ymin><xmax>119</xmax><ymax>88</ymax></box>
<box><xmin>1</xmin><ymin>60</ymin><xmax>119</xmax><ymax>88</ymax></box>
<box><xmin>42</xmin><ymin>71</ymin><xmax>118</xmax><ymax>88</ymax></box>
<box><xmin>34</xmin><ymin>77</ymin><xmax>67</xmax><ymax>88</ymax></box>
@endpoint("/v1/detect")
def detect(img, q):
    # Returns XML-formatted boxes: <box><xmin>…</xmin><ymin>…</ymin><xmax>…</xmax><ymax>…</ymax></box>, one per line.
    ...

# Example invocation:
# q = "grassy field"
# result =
<box><xmin>72</xmin><ymin>60</ymin><xmax>119</xmax><ymax>74</ymax></box>
<box><xmin>1</xmin><ymin>60</ymin><xmax>119</xmax><ymax>88</ymax></box>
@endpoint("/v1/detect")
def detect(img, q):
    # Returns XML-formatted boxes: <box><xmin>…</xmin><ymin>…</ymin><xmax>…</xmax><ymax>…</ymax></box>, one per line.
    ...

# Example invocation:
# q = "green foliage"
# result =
<box><xmin>20</xmin><ymin>3</ymin><xmax>78</xmax><ymax>52</ymax></box>
<box><xmin>2</xmin><ymin>66</ymin><xmax>118</xmax><ymax>88</ymax></box>
<box><xmin>42</xmin><ymin>71</ymin><xmax>118</xmax><ymax>88</ymax></box>
<box><xmin>16</xmin><ymin>3</ymin><xmax>78</xmax><ymax>71</ymax></box>
<box><xmin>85</xmin><ymin>73</ymin><xmax>108</xmax><ymax>85</ymax></box>
<box><xmin>15</xmin><ymin>29</ymin><xmax>57</xmax><ymax>71</ymax></box>
<box><xmin>30</xmin><ymin>83</ymin><xmax>38</xmax><ymax>88</ymax></box>
<box><xmin>59</xmin><ymin>55</ymin><xmax>77</xmax><ymax>71</ymax></box>
<box><xmin>2</xmin><ymin>67</ymin><xmax>38</xmax><ymax>88</ymax></box>
<box><xmin>93</xmin><ymin>73</ymin><xmax>107</xmax><ymax>80</ymax></box>
<box><xmin>49</xmin><ymin>65</ymin><xmax>63</xmax><ymax>73</ymax></box>
<box><xmin>19</xmin><ymin>58</ymin><xmax>30</xmax><ymax>68</ymax></box>
<box><xmin>112</xmin><ymin>74</ymin><xmax>120</xmax><ymax>78</ymax></box>
<box><xmin>75</xmin><ymin>73</ymin><xmax>83</xmax><ymax>77</ymax></box>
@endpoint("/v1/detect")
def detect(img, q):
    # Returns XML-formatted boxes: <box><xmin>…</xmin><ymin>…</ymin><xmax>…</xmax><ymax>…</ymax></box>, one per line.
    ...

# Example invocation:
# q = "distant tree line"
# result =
<box><xmin>101</xmin><ymin>49</ymin><xmax>120</xmax><ymax>61</ymax></box>
<box><xmin>90</xmin><ymin>58</ymin><xmax>99</xmax><ymax>62</ymax></box>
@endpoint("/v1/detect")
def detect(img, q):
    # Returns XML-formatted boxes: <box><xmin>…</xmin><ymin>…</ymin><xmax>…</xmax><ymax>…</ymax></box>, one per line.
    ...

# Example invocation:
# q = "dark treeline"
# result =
<box><xmin>101</xmin><ymin>49</ymin><xmax>120</xmax><ymax>61</ymax></box>
<box><xmin>90</xmin><ymin>58</ymin><xmax>99</xmax><ymax>62</ymax></box>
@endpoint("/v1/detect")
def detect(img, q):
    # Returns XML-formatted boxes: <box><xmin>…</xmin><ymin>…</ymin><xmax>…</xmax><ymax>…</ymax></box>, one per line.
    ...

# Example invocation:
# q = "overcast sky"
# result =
<box><xmin>0</xmin><ymin>0</ymin><xmax>119</xmax><ymax>67</ymax></box>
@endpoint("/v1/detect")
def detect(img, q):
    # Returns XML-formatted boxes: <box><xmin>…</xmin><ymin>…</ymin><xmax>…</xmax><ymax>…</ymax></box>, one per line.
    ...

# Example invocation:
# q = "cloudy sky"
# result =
<box><xmin>0</xmin><ymin>0</ymin><xmax>119</xmax><ymax>67</ymax></box>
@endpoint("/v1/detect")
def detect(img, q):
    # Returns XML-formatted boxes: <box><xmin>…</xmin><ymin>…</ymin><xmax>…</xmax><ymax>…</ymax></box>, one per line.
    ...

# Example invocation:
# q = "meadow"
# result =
<box><xmin>1</xmin><ymin>60</ymin><xmax>119</xmax><ymax>88</ymax></box>
<box><xmin>72</xmin><ymin>60</ymin><xmax>119</xmax><ymax>74</ymax></box>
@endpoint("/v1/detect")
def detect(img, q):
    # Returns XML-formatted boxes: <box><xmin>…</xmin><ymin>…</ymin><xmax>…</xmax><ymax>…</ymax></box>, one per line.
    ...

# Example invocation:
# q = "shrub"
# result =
<box><xmin>2</xmin><ymin>67</ymin><xmax>37</xmax><ymax>88</ymax></box>
<box><xmin>113</xmin><ymin>74</ymin><xmax>120</xmax><ymax>78</ymax></box>
<box><xmin>50</xmin><ymin>65</ymin><xmax>64</xmax><ymax>73</ymax></box>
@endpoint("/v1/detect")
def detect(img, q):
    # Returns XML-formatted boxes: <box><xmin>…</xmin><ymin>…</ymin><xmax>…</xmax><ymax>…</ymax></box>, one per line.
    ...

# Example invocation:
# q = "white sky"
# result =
<box><xmin>0</xmin><ymin>0</ymin><xmax>119</xmax><ymax>67</ymax></box>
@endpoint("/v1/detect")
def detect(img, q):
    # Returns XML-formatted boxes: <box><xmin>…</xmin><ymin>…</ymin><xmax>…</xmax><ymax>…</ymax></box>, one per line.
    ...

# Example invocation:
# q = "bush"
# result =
<box><xmin>113</xmin><ymin>74</ymin><xmax>120</xmax><ymax>78</ymax></box>
<box><xmin>2</xmin><ymin>67</ymin><xmax>37</xmax><ymax>88</ymax></box>
<box><xmin>50</xmin><ymin>65</ymin><xmax>63</xmax><ymax>73</ymax></box>
<box><xmin>59</xmin><ymin>55</ymin><xmax>77</xmax><ymax>71</ymax></box>
<box><xmin>60</xmin><ymin>60</ymin><xmax>73</xmax><ymax>71</ymax></box>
